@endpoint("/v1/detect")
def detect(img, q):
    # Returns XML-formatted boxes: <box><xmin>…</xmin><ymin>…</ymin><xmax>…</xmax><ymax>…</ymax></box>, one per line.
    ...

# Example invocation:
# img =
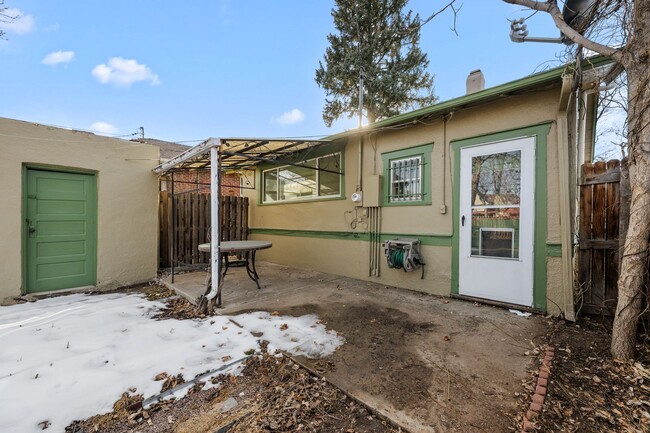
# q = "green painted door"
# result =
<box><xmin>25</xmin><ymin>169</ymin><xmax>97</xmax><ymax>293</ymax></box>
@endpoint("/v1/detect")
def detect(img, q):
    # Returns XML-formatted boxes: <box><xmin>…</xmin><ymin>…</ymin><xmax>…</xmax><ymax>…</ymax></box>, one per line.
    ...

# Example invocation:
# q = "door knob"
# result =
<box><xmin>27</xmin><ymin>219</ymin><xmax>36</xmax><ymax>236</ymax></box>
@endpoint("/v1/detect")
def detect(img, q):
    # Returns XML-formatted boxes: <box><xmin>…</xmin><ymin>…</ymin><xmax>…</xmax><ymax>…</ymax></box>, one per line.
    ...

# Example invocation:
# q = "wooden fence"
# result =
<box><xmin>578</xmin><ymin>160</ymin><xmax>625</xmax><ymax>316</ymax></box>
<box><xmin>159</xmin><ymin>192</ymin><xmax>249</xmax><ymax>268</ymax></box>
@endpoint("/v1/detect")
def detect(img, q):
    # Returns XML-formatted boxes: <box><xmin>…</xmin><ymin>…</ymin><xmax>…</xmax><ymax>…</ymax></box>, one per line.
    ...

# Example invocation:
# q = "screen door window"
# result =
<box><xmin>470</xmin><ymin>150</ymin><xmax>521</xmax><ymax>259</ymax></box>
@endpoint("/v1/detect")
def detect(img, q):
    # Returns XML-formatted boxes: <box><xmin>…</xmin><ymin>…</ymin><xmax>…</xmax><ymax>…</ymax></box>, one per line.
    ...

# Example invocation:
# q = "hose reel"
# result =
<box><xmin>382</xmin><ymin>238</ymin><xmax>425</xmax><ymax>278</ymax></box>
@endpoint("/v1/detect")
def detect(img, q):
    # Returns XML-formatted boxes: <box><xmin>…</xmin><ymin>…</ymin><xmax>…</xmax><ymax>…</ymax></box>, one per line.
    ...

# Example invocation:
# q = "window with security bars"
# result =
<box><xmin>389</xmin><ymin>156</ymin><xmax>423</xmax><ymax>202</ymax></box>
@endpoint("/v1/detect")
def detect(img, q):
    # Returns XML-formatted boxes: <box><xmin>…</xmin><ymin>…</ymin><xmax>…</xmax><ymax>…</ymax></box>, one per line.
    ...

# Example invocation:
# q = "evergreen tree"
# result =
<box><xmin>315</xmin><ymin>0</ymin><xmax>436</xmax><ymax>127</ymax></box>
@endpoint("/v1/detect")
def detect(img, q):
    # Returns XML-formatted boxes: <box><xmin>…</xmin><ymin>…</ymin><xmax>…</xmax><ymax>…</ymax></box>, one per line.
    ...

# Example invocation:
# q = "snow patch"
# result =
<box><xmin>0</xmin><ymin>293</ymin><xmax>344</xmax><ymax>432</ymax></box>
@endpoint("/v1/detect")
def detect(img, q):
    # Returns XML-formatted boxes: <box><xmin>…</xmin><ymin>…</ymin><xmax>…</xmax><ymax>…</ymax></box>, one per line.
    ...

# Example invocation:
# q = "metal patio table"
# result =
<box><xmin>198</xmin><ymin>240</ymin><xmax>272</xmax><ymax>306</ymax></box>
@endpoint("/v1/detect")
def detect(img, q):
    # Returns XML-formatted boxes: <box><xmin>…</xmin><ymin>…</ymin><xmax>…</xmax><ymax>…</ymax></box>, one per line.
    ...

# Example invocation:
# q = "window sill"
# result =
<box><xmin>258</xmin><ymin>195</ymin><xmax>346</xmax><ymax>206</ymax></box>
<box><xmin>382</xmin><ymin>200</ymin><xmax>432</xmax><ymax>207</ymax></box>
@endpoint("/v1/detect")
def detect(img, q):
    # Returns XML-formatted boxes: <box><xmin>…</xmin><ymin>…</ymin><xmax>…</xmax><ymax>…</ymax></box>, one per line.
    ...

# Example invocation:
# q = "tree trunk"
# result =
<box><xmin>611</xmin><ymin>1</ymin><xmax>650</xmax><ymax>359</ymax></box>
<box><xmin>611</xmin><ymin>156</ymin><xmax>650</xmax><ymax>359</ymax></box>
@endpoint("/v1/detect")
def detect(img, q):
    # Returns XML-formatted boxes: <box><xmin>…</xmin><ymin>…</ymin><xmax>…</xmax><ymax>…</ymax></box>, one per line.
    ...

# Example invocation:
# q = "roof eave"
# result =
<box><xmin>325</xmin><ymin>55</ymin><xmax>613</xmax><ymax>140</ymax></box>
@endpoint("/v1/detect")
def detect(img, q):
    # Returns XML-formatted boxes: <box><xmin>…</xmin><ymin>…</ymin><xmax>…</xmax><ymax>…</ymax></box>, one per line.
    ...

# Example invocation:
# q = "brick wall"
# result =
<box><xmin>161</xmin><ymin>170</ymin><xmax>241</xmax><ymax>196</ymax></box>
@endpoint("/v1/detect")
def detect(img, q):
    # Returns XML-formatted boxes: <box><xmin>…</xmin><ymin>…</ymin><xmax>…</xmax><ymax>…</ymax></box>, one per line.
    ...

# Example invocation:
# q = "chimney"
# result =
<box><xmin>466</xmin><ymin>69</ymin><xmax>485</xmax><ymax>95</ymax></box>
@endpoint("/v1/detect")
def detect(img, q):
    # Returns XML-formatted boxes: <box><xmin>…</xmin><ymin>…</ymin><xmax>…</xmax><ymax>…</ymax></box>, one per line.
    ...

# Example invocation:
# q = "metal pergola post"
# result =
<box><xmin>206</xmin><ymin>142</ymin><xmax>222</xmax><ymax>302</ymax></box>
<box><xmin>170</xmin><ymin>172</ymin><xmax>176</xmax><ymax>283</ymax></box>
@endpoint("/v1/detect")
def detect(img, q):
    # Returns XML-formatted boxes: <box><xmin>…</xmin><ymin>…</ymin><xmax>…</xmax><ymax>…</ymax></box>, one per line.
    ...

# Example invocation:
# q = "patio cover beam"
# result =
<box><xmin>219</xmin><ymin>150</ymin><xmax>344</xmax><ymax>175</ymax></box>
<box><xmin>154</xmin><ymin>137</ymin><xmax>335</xmax><ymax>175</ymax></box>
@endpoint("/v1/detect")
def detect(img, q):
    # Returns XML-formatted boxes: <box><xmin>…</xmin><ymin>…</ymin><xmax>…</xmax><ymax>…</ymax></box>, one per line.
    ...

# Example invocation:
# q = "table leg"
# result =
<box><xmin>244</xmin><ymin>250</ymin><xmax>262</xmax><ymax>290</ymax></box>
<box><xmin>222</xmin><ymin>253</ymin><xmax>230</xmax><ymax>278</ymax></box>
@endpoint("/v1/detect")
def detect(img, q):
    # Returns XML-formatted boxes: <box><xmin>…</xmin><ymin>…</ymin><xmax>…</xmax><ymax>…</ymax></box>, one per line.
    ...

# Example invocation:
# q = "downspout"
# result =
<box><xmin>557</xmin><ymin>74</ymin><xmax>576</xmax><ymax>321</ymax></box>
<box><xmin>577</xmin><ymin>87</ymin><xmax>589</xmax><ymax>165</ymax></box>
<box><xmin>441</xmin><ymin>112</ymin><xmax>454</xmax><ymax>214</ymax></box>
<box><xmin>579</xmin><ymin>83</ymin><xmax>614</xmax><ymax>164</ymax></box>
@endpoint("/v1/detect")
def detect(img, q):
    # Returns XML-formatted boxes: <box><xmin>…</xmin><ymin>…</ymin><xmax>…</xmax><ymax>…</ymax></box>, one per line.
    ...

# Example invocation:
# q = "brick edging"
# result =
<box><xmin>522</xmin><ymin>347</ymin><xmax>554</xmax><ymax>432</ymax></box>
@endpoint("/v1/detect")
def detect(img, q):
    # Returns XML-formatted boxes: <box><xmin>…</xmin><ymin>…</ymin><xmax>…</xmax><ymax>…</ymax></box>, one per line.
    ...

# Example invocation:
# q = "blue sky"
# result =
<box><xmin>1</xmin><ymin>1</ymin><xmax>566</xmax><ymax>144</ymax></box>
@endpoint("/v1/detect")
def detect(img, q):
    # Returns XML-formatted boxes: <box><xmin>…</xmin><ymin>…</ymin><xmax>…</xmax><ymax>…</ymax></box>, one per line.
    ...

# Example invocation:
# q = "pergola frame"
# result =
<box><xmin>154</xmin><ymin>137</ymin><xmax>337</xmax><ymax>308</ymax></box>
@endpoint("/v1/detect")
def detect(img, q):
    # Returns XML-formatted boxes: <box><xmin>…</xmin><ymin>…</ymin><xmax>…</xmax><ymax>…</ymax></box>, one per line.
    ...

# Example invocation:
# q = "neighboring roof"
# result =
<box><xmin>154</xmin><ymin>138</ymin><xmax>334</xmax><ymax>175</ymax></box>
<box><xmin>133</xmin><ymin>138</ymin><xmax>191</xmax><ymax>160</ymax></box>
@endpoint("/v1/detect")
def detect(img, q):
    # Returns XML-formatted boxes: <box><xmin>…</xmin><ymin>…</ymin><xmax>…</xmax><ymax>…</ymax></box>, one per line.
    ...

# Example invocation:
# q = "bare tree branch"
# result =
<box><xmin>503</xmin><ymin>0</ymin><xmax>624</xmax><ymax>63</ymax></box>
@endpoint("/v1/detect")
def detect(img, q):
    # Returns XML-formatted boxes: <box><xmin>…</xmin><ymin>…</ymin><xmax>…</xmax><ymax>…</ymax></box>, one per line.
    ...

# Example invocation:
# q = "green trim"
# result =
<box><xmin>382</xmin><ymin>233</ymin><xmax>451</xmax><ymax>247</ymax></box>
<box><xmin>257</xmin><ymin>143</ymin><xmax>346</xmax><ymax>205</ymax></box>
<box><xmin>450</xmin><ymin>122</ymin><xmax>552</xmax><ymax>311</ymax></box>
<box><xmin>546</xmin><ymin>243</ymin><xmax>563</xmax><ymax>257</ymax></box>
<box><xmin>381</xmin><ymin>143</ymin><xmax>433</xmax><ymax>206</ymax></box>
<box><xmin>256</xmin><ymin>195</ymin><xmax>347</xmax><ymax>206</ymax></box>
<box><xmin>251</xmin><ymin>228</ymin><xmax>368</xmax><ymax>241</ymax></box>
<box><xmin>249</xmin><ymin>227</ymin><xmax>452</xmax><ymax>246</ymax></box>
<box><xmin>325</xmin><ymin>55</ymin><xmax>612</xmax><ymax>141</ymax></box>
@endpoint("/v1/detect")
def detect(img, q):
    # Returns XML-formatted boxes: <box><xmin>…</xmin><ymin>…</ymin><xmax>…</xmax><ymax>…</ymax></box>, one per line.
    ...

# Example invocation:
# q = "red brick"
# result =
<box><xmin>532</xmin><ymin>393</ymin><xmax>545</xmax><ymax>405</ymax></box>
<box><xmin>545</xmin><ymin>349</ymin><xmax>555</xmax><ymax>358</ymax></box>
<box><xmin>535</xmin><ymin>385</ymin><xmax>547</xmax><ymax>396</ymax></box>
<box><xmin>522</xmin><ymin>419</ymin><xmax>536</xmax><ymax>432</ymax></box>
<box><xmin>526</xmin><ymin>410</ymin><xmax>539</xmax><ymax>420</ymax></box>
<box><xmin>538</xmin><ymin>370</ymin><xmax>549</xmax><ymax>380</ymax></box>
<box><xmin>529</xmin><ymin>402</ymin><xmax>542</xmax><ymax>412</ymax></box>
<box><xmin>537</xmin><ymin>377</ymin><xmax>548</xmax><ymax>387</ymax></box>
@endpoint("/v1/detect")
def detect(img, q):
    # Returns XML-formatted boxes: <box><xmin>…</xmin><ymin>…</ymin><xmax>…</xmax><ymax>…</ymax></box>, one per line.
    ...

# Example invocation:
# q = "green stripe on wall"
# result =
<box><xmin>546</xmin><ymin>243</ymin><xmax>563</xmax><ymax>257</ymax></box>
<box><xmin>249</xmin><ymin>228</ymin><xmax>452</xmax><ymax>247</ymax></box>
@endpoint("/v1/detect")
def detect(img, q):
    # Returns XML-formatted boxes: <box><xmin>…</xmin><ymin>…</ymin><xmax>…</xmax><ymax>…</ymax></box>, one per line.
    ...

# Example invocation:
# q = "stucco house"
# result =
<box><xmin>0</xmin><ymin>118</ymin><xmax>160</xmax><ymax>301</ymax></box>
<box><xmin>157</xmin><ymin>57</ymin><xmax>610</xmax><ymax>320</ymax></box>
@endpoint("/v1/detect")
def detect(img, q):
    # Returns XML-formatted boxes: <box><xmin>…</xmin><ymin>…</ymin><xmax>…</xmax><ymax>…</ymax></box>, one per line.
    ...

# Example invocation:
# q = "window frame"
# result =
<box><xmin>260</xmin><ymin>150</ymin><xmax>344</xmax><ymax>204</ymax></box>
<box><xmin>381</xmin><ymin>143</ymin><xmax>433</xmax><ymax>206</ymax></box>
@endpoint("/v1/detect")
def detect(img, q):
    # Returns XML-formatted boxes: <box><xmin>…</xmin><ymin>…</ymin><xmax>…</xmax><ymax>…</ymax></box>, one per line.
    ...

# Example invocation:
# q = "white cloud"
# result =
<box><xmin>42</xmin><ymin>50</ymin><xmax>75</xmax><ymax>66</ymax></box>
<box><xmin>0</xmin><ymin>8</ymin><xmax>35</xmax><ymax>35</ymax></box>
<box><xmin>272</xmin><ymin>108</ymin><xmax>305</xmax><ymax>126</ymax></box>
<box><xmin>89</xmin><ymin>121</ymin><xmax>118</xmax><ymax>134</ymax></box>
<box><xmin>91</xmin><ymin>57</ymin><xmax>161</xmax><ymax>87</ymax></box>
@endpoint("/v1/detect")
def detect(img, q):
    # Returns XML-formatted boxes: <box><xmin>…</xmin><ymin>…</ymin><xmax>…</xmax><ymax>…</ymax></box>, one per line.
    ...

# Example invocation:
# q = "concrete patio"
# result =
<box><xmin>162</xmin><ymin>261</ymin><xmax>549</xmax><ymax>432</ymax></box>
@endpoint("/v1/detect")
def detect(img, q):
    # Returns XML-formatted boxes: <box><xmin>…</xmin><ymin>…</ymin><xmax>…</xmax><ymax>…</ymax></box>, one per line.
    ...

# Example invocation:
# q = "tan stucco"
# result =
<box><xmin>546</xmin><ymin>257</ymin><xmax>565</xmax><ymax>316</ymax></box>
<box><xmin>242</xmin><ymin>84</ymin><xmax>582</xmax><ymax>316</ymax></box>
<box><xmin>0</xmin><ymin>117</ymin><xmax>159</xmax><ymax>300</ymax></box>
<box><xmin>249</xmin><ymin>234</ymin><xmax>451</xmax><ymax>296</ymax></box>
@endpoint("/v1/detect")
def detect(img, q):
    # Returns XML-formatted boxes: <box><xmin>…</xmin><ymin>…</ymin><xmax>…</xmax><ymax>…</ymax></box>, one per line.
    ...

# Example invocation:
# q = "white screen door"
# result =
<box><xmin>459</xmin><ymin>136</ymin><xmax>535</xmax><ymax>306</ymax></box>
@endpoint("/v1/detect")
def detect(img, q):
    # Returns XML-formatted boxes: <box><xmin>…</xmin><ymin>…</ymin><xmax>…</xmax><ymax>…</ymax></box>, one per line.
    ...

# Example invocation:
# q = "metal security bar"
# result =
<box><xmin>388</xmin><ymin>157</ymin><xmax>426</xmax><ymax>201</ymax></box>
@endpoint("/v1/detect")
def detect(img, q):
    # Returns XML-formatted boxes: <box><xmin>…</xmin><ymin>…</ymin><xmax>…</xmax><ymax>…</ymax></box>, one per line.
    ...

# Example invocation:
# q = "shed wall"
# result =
<box><xmin>0</xmin><ymin>118</ymin><xmax>159</xmax><ymax>300</ymax></box>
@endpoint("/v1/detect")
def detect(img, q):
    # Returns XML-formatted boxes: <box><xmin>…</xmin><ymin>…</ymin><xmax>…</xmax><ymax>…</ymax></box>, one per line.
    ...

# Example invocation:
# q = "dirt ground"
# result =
<box><xmin>68</xmin><ymin>353</ymin><xmax>400</xmax><ymax>433</ymax></box>
<box><xmin>65</xmin><ymin>281</ymin><xmax>650</xmax><ymax>432</ymax></box>
<box><xmin>147</xmin><ymin>275</ymin><xmax>554</xmax><ymax>432</ymax></box>
<box><xmin>274</xmin><ymin>299</ymin><xmax>543</xmax><ymax>433</ymax></box>
<box><xmin>529</xmin><ymin>318</ymin><xmax>650</xmax><ymax>432</ymax></box>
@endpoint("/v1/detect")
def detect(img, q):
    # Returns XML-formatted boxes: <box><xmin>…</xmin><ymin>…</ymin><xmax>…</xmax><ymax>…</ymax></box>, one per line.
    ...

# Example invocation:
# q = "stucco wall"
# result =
<box><xmin>250</xmin><ymin>233</ymin><xmax>451</xmax><ymax>295</ymax></box>
<box><xmin>245</xmin><ymin>86</ymin><xmax>568</xmax><ymax>312</ymax></box>
<box><xmin>0</xmin><ymin>118</ymin><xmax>159</xmax><ymax>300</ymax></box>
